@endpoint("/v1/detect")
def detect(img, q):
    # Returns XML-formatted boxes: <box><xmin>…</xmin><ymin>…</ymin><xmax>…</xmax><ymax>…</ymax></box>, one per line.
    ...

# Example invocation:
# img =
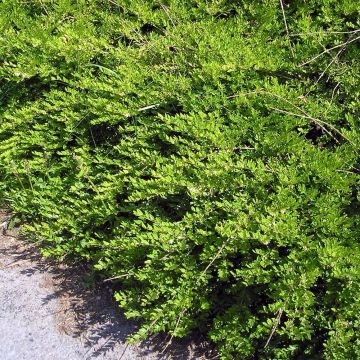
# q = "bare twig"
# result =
<box><xmin>119</xmin><ymin>342</ymin><xmax>129</xmax><ymax>360</ymax></box>
<box><xmin>265</xmin><ymin>308</ymin><xmax>284</xmax><ymax>348</ymax></box>
<box><xmin>268</xmin><ymin>106</ymin><xmax>347</xmax><ymax>145</ymax></box>
<box><xmin>162</xmin><ymin>237</ymin><xmax>234</xmax><ymax>352</ymax></box>
<box><xmin>336</xmin><ymin>168</ymin><xmax>360</xmax><ymax>175</ymax></box>
<box><xmin>306</xmin><ymin>32</ymin><xmax>357</xmax><ymax>96</ymax></box>
<box><xmin>71</xmin><ymin>111</ymin><xmax>91</xmax><ymax>131</ymax></box>
<box><xmin>289</xmin><ymin>29</ymin><xmax>360</xmax><ymax>37</ymax></box>
<box><xmin>160</xmin><ymin>4</ymin><xmax>176</xmax><ymax>27</ymax></box>
<box><xmin>331</xmin><ymin>82</ymin><xmax>340</xmax><ymax>101</ymax></box>
<box><xmin>299</xmin><ymin>35</ymin><xmax>360</xmax><ymax>67</ymax></box>
<box><xmin>309</xmin><ymin>45</ymin><xmax>345</xmax><ymax>89</ymax></box>
<box><xmin>228</xmin><ymin>89</ymin><xmax>358</xmax><ymax>149</ymax></box>
<box><xmin>138</xmin><ymin>103</ymin><xmax>160</xmax><ymax>112</ymax></box>
<box><xmin>200</xmin><ymin>238</ymin><xmax>232</xmax><ymax>277</ymax></box>
<box><xmin>11</xmin><ymin>164</ymin><xmax>26</xmax><ymax>192</ymax></box>
<box><xmin>89</xmin><ymin>127</ymin><xmax>97</xmax><ymax>148</ymax></box>
<box><xmin>279</xmin><ymin>0</ymin><xmax>294</xmax><ymax>56</ymax></box>
<box><xmin>39</xmin><ymin>0</ymin><xmax>49</xmax><ymax>15</ymax></box>
<box><xmin>86</xmin><ymin>63</ymin><xmax>122</xmax><ymax>79</ymax></box>
<box><xmin>24</xmin><ymin>161</ymin><xmax>34</xmax><ymax>192</ymax></box>
<box><xmin>103</xmin><ymin>273</ymin><xmax>132</xmax><ymax>282</ymax></box>
<box><xmin>233</xmin><ymin>146</ymin><xmax>255</xmax><ymax>151</ymax></box>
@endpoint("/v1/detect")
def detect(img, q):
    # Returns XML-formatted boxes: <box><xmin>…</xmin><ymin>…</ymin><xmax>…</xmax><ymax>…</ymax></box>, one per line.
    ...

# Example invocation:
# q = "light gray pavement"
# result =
<box><xmin>0</xmin><ymin>216</ymin><xmax>210</xmax><ymax>360</ymax></box>
<box><xmin>0</xmin><ymin>232</ymin><xmax>147</xmax><ymax>360</ymax></box>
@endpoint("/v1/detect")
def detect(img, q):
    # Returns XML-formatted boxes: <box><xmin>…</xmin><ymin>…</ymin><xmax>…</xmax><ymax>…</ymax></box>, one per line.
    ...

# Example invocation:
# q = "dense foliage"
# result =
<box><xmin>1</xmin><ymin>1</ymin><xmax>359</xmax><ymax>358</ymax></box>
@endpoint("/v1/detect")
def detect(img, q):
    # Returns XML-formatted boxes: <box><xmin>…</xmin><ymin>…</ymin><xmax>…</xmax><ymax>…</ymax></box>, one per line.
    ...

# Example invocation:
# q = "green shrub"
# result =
<box><xmin>1</xmin><ymin>1</ymin><xmax>359</xmax><ymax>358</ymax></box>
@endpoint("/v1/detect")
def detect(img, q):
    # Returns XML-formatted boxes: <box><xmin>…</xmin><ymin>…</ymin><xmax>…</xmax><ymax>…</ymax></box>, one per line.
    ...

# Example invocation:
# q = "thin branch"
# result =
<box><xmin>289</xmin><ymin>29</ymin><xmax>360</xmax><ymax>37</ymax></box>
<box><xmin>89</xmin><ymin>127</ymin><xmax>97</xmax><ymax>148</ymax></box>
<box><xmin>264</xmin><ymin>308</ymin><xmax>284</xmax><ymax>348</ymax></box>
<box><xmin>103</xmin><ymin>274</ymin><xmax>130</xmax><ymax>282</ymax></box>
<box><xmin>160</xmin><ymin>4</ymin><xmax>176</xmax><ymax>27</ymax></box>
<box><xmin>306</xmin><ymin>32</ymin><xmax>357</xmax><ymax>95</ymax></box>
<box><xmin>200</xmin><ymin>237</ymin><xmax>232</xmax><ymax>277</ymax></box>
<box><xmin>39</xmin><ymin>0</ymin><xmax>49</xmax><ymax>15</ymax></box>
<box><xmin>233</xmin><ymin>146</ymin><xmax>255</xmax><ymax>151</ymax></box>
<box><xmin>163</xmin><ymin>237</ymin><xmax>234</xmax><ymax>352</ymax></box>
<box><xmin>138</xmin><ymin>103</ymin><xmax>160</xmax><ymax>112</ymax></box>
<box><xmin>71</xmin><ymin>111</ymin><xmax>91</xmax><ymax>131</ymax></box>
<box><xmin>228</xmin><ymin>89</ymin><xmax>357</xmax><ymax>149</ymax></box>
<box><xmin>12</xmin><ymin>167</ymin><xmax>26</xmax><ymax>192</ymax></box>
<box><xmin>269</xmin><ymin>107</ymin><xmax>357</xmax><ymax>147</ymax></box>
<box><xmin>268</xmin><ymin>106</ymin><xmax>331</xmax><ymax>139</ymax></box>
<box><xmin>279</xmin><ymin>0</ymin><xmax>294</xmax><ymax>56</ymax></box>
<box><xmin>313</xmin><ymin>46</ymin><xmax>345</xmax><ymax>84</ymax></box>
<box><xmin>299</xmin><ymin>35</ymin><xmax>360</xmax><ymax>67</ymax></box>
<box><xmin>331</xmin><ymin>82</ymin><xmax>340</xmax><ymax>101</ymax></box>
<box><xmin>336</xmin><ymin>168</ymin><xmax>360</xmax><ymax>175</ymax></box>
<box><xmin>103</xmin><ymin>269</ymin><xmax>135</xmax><ymax>282</ymax></box>
<box><xmin>86</xmin><ymin>63</ymin><xmax>122</xmax><ymax>79</ymax></box>
<box><xmin>304</xmin><ymin>45</ymin><xmax>346</xmax><ymax>97</ymax></box>
<box><xmin>0</xmin><ymin>258</ymin><xmax>32</xmax><ymax>270</ymax></box>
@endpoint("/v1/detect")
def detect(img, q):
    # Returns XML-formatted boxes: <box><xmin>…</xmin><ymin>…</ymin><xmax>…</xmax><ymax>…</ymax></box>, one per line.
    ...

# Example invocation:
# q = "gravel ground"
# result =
<box><xmin>0</xmin><ymin>213</ymin><xmax>212</xmax><ymax>360</ymax></box>
<box><xmin>0</xmin><ymin>233</ymin><xmax>146</xmax><ymax>360</ymax></box>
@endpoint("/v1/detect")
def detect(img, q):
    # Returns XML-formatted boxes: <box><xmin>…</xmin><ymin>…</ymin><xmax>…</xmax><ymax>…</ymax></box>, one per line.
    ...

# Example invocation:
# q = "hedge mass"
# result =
<box><xmin>0</xmin><ymin>1</ymin><xmax>359</xmax><ymax>359</ymax></box>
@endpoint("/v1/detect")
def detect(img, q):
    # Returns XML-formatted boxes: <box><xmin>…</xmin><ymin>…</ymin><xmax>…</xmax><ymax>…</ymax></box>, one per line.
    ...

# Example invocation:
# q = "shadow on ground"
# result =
<box><xmin>0</xmin><ymin>212</ymin><xmax>217</xmax><ymax>360</ymax></box>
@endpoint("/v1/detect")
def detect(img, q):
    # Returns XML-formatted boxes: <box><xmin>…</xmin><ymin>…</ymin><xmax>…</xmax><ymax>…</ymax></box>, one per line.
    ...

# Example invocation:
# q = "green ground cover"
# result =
<box><xmin>0</xmin><ymin>1</ymin><xmax>359</xmax><ymax>358</ymax></box>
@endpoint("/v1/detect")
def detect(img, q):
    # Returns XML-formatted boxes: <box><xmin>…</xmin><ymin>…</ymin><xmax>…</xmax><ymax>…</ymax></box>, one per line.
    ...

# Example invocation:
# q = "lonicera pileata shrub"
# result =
<box><xmin>0</xmin><ymin>1</ymin><xmax>359</xmax><ymax>358</ymax></box>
